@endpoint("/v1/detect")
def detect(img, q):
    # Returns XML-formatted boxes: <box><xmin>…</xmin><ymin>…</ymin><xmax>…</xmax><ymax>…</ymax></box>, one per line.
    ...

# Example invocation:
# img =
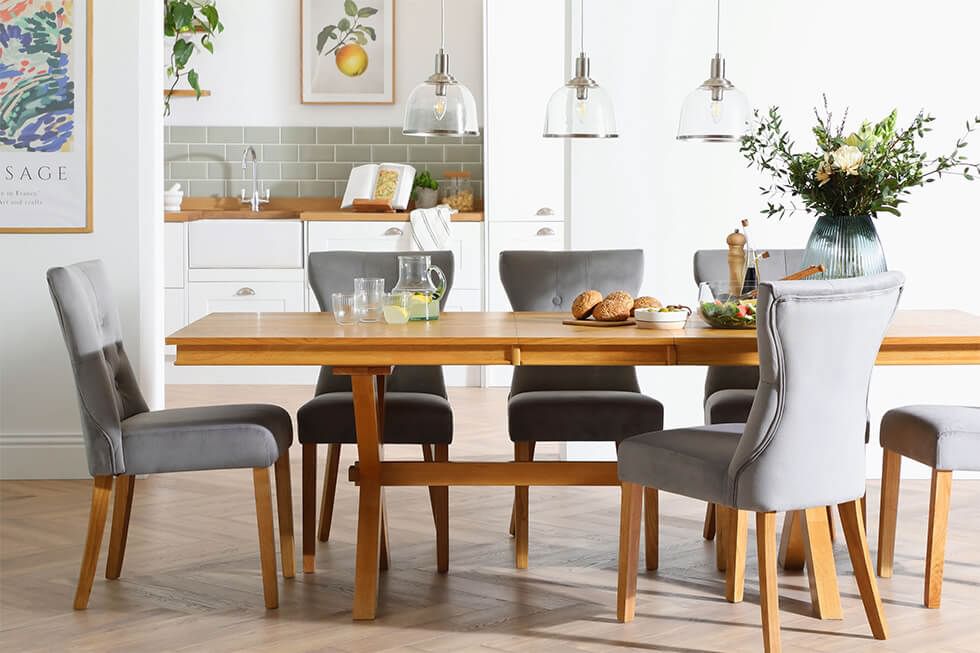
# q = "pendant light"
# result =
<box><xmin>543</xmin><ymin>0</ymin><xmax>618</xmax><ymax>138</ymax></box>
<box><xmin>677</xmin><ymin>0</ymin><xmax>750</xmax><ymax>142</ymax></box>
<box><xmin>403</xmin><ymin>0</ymin><xmax>479</xmax><ymax>137</ymax></box>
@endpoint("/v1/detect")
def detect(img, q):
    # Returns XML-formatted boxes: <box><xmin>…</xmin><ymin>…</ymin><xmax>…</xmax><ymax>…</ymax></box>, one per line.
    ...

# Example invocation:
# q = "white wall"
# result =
<box><xmin>567</xmin><ymin>0</ymin><xmax>979</xmax><ymax>478</ymax></box>
<box><xmin>0</xmin><ymin>3</ymin><xmax>163</xmax><ymax>479</ymax></box>
<box><xmin>165</xmin><ymin>0</ymin><xmax>483</xmax><ymax>126</ymax></box>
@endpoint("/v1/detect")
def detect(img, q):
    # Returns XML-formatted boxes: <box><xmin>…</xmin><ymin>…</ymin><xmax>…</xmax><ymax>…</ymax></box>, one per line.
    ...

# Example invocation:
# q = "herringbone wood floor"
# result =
<box><xmin>1</xmin><ymin>386</ymin><xmax>977</xmax><ymax>652</ymax></box>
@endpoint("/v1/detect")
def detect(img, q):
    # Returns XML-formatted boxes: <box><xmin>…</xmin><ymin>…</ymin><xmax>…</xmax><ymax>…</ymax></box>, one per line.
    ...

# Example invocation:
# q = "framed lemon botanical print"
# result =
<box><xmin>0</xmin><ymin>0</ymin><xmax>92</xmax><ymax>233</ymax></box>
<box><xmin>301</xmin><ymin>0</ymin><xmax>395</xmax><ymax>104</ymax></box>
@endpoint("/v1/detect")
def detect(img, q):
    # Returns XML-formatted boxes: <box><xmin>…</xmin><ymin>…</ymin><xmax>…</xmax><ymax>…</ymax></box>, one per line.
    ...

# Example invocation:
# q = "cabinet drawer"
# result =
<box><xmin>307</xmin><ymin>221</ymin><xmax>416</xmax><ymax>253</ymax></box>
<box><xmin>487</xmin><ymin>220</ymin><xmax>565</xmax><ymax>310</ymax></box>
<box><xmin>188</xmin><ymin>281</ymin><xmax>305</xmax><ymax>322</ymax></box>
<box><xmin>164</xmin><ymin>223</ymin><xmax>185</xmax><ymax>288</ymax></box>
<box><xmin>188</xmin><ymin>220</ymin><xmax>303</xmax><ymax>269</ymax></box>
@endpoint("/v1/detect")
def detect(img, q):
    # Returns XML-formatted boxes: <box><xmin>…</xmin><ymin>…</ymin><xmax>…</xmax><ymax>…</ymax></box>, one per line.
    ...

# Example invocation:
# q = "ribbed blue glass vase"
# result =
<box><xmin>801</xmin><ymin>214</ymin><xmax>887</xmax><ymax>279</ymax></box>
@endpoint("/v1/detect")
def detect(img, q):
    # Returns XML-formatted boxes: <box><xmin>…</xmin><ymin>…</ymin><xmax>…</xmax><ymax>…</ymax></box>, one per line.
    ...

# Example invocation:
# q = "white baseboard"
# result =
<box><xmin>0</xmin><ymin>433</ymin><xmax>89</xmax><ymax>479</ymax></box>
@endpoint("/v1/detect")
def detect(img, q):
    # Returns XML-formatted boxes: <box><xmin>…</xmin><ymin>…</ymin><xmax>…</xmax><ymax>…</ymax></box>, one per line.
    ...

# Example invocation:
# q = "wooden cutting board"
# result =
<box><xmin>562</xmin><ymin>318</ymin><xmax>636</xmax><ymax>327</ymax></box>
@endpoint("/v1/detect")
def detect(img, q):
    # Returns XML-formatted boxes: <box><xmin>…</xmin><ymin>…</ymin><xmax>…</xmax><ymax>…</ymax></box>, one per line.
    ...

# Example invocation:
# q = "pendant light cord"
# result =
<box><xmin>440</xmin><ymin>0</ymin><xmax>445</xmax><ymax>50</ymax></box>
<box><xmin>715</xmin><ymin>0</ymin><xmax>720</xmax><ymax>54</ymax></box>
<box><xmin>580</xmin><ymin>0</ymin><xmax>585</xmax><ymax>53</ymax></box>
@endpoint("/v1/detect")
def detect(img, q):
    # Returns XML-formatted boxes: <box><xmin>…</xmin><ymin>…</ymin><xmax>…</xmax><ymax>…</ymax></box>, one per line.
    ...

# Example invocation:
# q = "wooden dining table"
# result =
<box><xmin>167</xmin><ymin>309</ymin><xmax>980</xmax><ymax>620</ymax></box>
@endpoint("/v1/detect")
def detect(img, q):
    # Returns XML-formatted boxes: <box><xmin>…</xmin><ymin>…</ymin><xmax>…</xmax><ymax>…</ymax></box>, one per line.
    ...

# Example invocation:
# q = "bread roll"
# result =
<box><xmin>593</xmin><ymin>297</ymin><xmax>632</xmax><ymax>321</ymax></box>
<box><xmin>571</xmin><ymin>290</ymin><xmax>603</xmax><ymax>319</ymax></box>
<box><xmin>630</xmin><ymin>296</ymin><xmax>662</xmax><ymax>316</ymax></box>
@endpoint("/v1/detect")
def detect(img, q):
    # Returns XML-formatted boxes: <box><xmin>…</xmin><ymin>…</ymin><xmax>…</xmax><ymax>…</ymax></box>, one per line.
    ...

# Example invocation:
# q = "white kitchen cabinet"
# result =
<box><xmin>484</xmin><ymin>0</ymin><xmax>565</xmax><ymax>221</ymax></box>
<box><xmin>446</xmin><ymin>222</ymin><xmax>483</xmax><ymax>290</ymax></box>
<box><xmin>164</xmin><ymin>288</ymin><xmax>185</xmax><ymax>356</ymax></box>
<box><xmin>189</xmin><ymin>220</ymin><xmax>303</xmax><ymax>269</ymax></box>
<box><xmin>307</xmin><ymin>221</ymin><xmax>416</xmax><ymax>253</ymax></box>
<box><xmin>164</xmin><ymin>223</ymin><xmax>185</xmax><ymax>288</ymax></box>
<box><xmin>188</xmin><ymin>281</ymin><xmax>305</xmax><ymax>322</ymax></box>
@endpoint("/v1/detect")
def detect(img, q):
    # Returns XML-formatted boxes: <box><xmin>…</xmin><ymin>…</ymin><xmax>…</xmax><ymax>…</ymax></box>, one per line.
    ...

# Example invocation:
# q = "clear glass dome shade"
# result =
<box><xmin>543</xmin><ymin>82</ymin><xmax>618</xmax><ymax>138</ymax></box>
<box><xmin>403</xmin><ymin>79</ymin><xmax>479</xmax><ymax>137</ymax></box>
<box><xmin>677</xmin><ymin>83</ymin><xmax>750</xmax><ymax>143</ymax></box>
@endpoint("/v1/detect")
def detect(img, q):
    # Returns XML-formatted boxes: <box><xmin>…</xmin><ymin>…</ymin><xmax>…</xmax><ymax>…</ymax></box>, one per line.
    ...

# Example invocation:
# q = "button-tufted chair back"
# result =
<box><xmin>499</xmin><ymin>250</ymin><xmax>644</xmax><ymax>394</ymax></box>
<box><xmin>729</xmin><ymin>272</ymin><xmax>904</xmax><ymax>511</ymax></box>
<box><xmin>307</xmin><ymin>250</ymin><xmax>455</xmax><ymax>396</ymax></box>
<box><xmin>47</xmin><ymin>260</ymin><xmax>149</xmax><ymax>477</ymax></box>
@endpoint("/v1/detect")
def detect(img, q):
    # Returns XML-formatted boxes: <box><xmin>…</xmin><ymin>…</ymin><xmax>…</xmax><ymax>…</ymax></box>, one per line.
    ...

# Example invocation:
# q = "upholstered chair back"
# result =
<box><xmin>307</xmin><ymin>250</ymin><xmax>455</xmax><ymax>396</ymax></box>
<box><xmin>499</xmin><ymin>250</ymin><xmax>644</xmax><ymax>393</ymax></box>
<box><xmin>47</xmin><ymin>260</ymin><xmax>149</xmax><ymax>476</ymax></box>
<box><xmin>728</xmin><ymin>272</ymin><xmax>904</xmax><ymax>512</ymax></box>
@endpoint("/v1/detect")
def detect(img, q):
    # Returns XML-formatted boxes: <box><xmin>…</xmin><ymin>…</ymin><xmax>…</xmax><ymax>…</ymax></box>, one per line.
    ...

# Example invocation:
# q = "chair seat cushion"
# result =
<box><xmin>881</xmin><ymin>405</ymin><xmax>980</xmax><ymax>471</ymax></box>
<box><xmin>618</xmin><ymin>424</ymin><xmax>743</xmax><ymax>505</ymax></box>
<box><xmin>298</xmin><ymin>392</ymin><xmax>453</xmax><ymax>445</ymax></box>
<box><xmin>121</xmin><ymin>404</ymin><xmax>292</xmax><ymax>475</ymax></box>
<box><xmin>704</xmin><ymin>388</ymin><xmax>756</xmax><ymax>425</ymax></box>
<box><xmin>508</xmin><ymin>390</ymin><xmax>664</xmax><ymax>442</ymax></box>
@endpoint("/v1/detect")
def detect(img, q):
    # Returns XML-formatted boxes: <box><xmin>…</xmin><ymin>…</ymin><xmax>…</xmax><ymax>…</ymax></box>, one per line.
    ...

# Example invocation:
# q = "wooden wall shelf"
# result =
<box><xmin>164</xmin><ymin>89</ymin><xmax>212</xmax><ymax>98</ymax></box>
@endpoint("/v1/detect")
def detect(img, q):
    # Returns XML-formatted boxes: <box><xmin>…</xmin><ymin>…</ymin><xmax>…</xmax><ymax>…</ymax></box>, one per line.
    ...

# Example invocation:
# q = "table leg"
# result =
<box><xmin>349</xmin><ymin>370</ymin><xmax>386</xmax><ymax>620</ymax></box>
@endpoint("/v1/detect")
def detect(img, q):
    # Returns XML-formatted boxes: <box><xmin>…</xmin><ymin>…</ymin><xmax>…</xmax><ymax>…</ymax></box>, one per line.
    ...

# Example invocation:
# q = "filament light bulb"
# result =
<box><xmin>433</xmin><ymin>94</ymin><xmax>447</xmax><ymax>120</ymax></box>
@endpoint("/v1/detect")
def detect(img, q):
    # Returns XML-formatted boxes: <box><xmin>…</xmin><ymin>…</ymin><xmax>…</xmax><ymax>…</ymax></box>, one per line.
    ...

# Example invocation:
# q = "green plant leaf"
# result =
<box><xmin>171</xmin><ymin>2</ymin><xmax>194</xmax><ymax>32</ymax></box>
<box><xmin>187</xmin><ymin>69</ymin><xmax>201</xmax><ymax>98</ymax></box>
<box><xmin>354</xmin><ymin>31</ymin><xmax>368</xmax><ymax>45</ymax></box>
<box><xmin>316</xmin><ymin>26</ymin><xmax>337</xmax><ymax>53</ymax></box>
<box><xmin>200</xmin><ymin>34</ymin><xmax>213</xmax><ymax>53</ymax></box>
<box><xmin>358</xmin><ymin>6</ymin><xmax>378</xmax><ymax>17</ymax></box>
<box><xmin>338</xmin><ymin>17</ymin><xmax>350</xmax><ymax>31</ymax></box>
<box><xmin>173</xmin><ymin>38</ymin><xmax>194</xmax><ymax>68</ymax></box>
<box><xmin>345</xmin><ymin>0</ymin><xmax>358</xmax><ymax>17</ymax></box>
<box><xmin>360</xmin><ymin>25</ymin><xmax>376</xmax><ymax>40</ymax></box>
<box><xmin>200</xmin><ymin>3</ymin><xmax>219</xmax><ymax>30</ymax></box>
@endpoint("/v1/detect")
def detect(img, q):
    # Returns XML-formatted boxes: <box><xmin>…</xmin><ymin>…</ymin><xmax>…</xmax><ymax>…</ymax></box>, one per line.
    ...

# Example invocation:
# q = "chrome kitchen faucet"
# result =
<box><xmin>240</xmin><ymin>146</ymin><xmax>270</xmax><ymax>212</ymax></box>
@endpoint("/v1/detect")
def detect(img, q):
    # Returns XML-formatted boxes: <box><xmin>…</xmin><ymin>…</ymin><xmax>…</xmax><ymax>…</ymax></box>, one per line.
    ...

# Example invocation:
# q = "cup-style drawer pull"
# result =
<box><xmin>235</xmin><ymin>287</ymin><xmax>256</xmax><ymax>296</ymax></box>
<box><xmin>384</xmin><ymin>227</ymin><xmax>404</xmax><ymax>236</ymax></box>
<box><xmin>536</xmin><ymin>227</ymin><xmax>556</xmax><ymax>236</ymax></box>
<box><xmin>536</xmin><ymin>207</ymin><xmax>555</xmax><ymax>216</ymax></box>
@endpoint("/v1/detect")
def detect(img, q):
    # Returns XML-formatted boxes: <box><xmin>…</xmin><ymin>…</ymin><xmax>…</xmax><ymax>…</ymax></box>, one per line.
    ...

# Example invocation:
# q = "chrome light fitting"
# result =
<box><xmin>677</xmin><ymin>0</ymin><xmax>750</xmax><ymax>142</ymax></box>
<box><xmin>543</xmin><ymin>0</ymin><xmax>617</xmax><ymax>138</ymax></box>
<box><xmin>403</xmin><ymin>0</ymin><xmax>479</xmax><ymax>137</ymax></box>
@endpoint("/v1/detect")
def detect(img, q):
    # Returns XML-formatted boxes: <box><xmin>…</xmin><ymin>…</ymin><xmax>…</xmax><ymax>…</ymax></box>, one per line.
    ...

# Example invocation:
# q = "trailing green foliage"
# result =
<box><xmin>164</xmin><ymin>0</ymin><xmax>223</xmax><ymax>116</ymax></box>
<box><xmin>741</xmin><ymin>96</ymin><xmax>980</xmax><ymax>219</ymax></box>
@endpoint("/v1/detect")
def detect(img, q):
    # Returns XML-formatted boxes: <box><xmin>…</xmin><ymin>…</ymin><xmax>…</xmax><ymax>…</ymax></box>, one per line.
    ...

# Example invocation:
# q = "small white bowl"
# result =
<box><xmin>634</xmin><ymin>307</ymin><xmax>689</xmax><ymax>330</ymax></box>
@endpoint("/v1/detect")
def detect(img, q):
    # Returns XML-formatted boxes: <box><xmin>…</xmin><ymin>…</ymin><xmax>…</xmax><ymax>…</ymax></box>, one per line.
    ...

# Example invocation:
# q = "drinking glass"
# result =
<box><xmin>331</xmin><ymin>292</ymin><xmax>356</xmax><ymax>325</ymax></box>
<box><xmin>382</xmin><ymin>292</ymin><xmax>411</xmax><ymax>324</ymax></box>
<box><xmin>354</xmin><ymin>277</ymin><xmax>385</xmax><ymax>323</ymax></box>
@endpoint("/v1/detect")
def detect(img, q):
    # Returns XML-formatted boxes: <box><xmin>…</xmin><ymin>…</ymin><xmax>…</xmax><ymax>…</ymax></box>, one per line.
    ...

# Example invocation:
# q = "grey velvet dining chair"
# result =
<box><xmin>877</xmin><ymin>404</ymin><xmax>980</xmax><ymax>608</ymax></box>
<box><xmin>48</xmin><ymin>260</ymin><xmax>294</xmax><ymax>610</ymax></box>
<box><xmin>498</xmin><ymin>249</ymin><xmax>664</xmax><ymax>569</ymax></box>
<box><xmin>616</xmin><ymin>272</ymin><xmax>904</xmax><ymax>652</ymax></box>
<box><xmin>299</xmin><ymin>250</ymin><xmax>455</xmax><ymax>574</ymax></box>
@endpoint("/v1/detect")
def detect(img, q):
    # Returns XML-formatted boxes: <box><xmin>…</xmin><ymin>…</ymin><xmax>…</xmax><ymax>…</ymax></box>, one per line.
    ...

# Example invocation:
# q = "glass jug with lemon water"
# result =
<box><xmin>388</xmin><ymin>255</ymin><xmax>447</xmax><ymax>321</ymax></box>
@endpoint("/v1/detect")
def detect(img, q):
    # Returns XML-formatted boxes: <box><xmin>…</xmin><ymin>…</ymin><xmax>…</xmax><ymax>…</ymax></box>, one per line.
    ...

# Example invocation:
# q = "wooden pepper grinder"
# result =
<box><xmin>726</xmin><ymin>229</ymin><xmax>746</xmax><ymax>297</ymax></box>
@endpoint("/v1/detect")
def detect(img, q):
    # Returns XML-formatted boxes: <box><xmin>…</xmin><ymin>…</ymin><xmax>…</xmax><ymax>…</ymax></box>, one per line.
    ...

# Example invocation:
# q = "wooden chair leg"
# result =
<box><xmin>317</xmin><ymin>443</ymin><xmax>342</xmax><ymax>542</ymax></box>
<box><xmin>715</xmin><ymin>505</ymin><xmax>728</xmax><ymax>572</ymax></box>
<box><xmin>778</xmin><ymin>510</ymin><xmax>805</xmax><ymax>570</ymax></box>
<box><xmin>924</xmin><ymin>469</ymin><xmax>952</xmax><ymax>609</ymax></box>
<box><xmin>379</xmin><ymin>496</ymin><xmax>390</xmax><ymax>571</ymax></box>
<box><xmin>252</xmin><ymin>467</ymin><xmax>279</xmax><ymax>609</ymax></box>
<box><xmin>274</xmin><ymin>450</ymin><xmax>295</xmax><ymax>579</ymax></box>
<box><xmin>726</xmin><ymin>508</ymin><xmax>748</xmax><ymax>603</ymax></box>
<box><xmin>509</xmin><ymin>440</ymin><xmax>535</xmax><ymax>536</ymax></box>
<box><xmin>876</xmin><ymin>449</ymin><xmax>901</xmax><ymax>578</ymax></box>
<box><xmin>616</xmin><ymin>482</ymin><xmax>644</xmax><ymax>623</ymax></box>
<box><xmin>105</xmin><ymin>474</ymin><xmax>135</xmax><ymax>580</ymax></box>
<box><xmin>703</xmin><ymin>502</ymin><xmax>716</xmax><ymax>540</ymax></box>
<box><xmin>825</xmin><ymin>505</ymin><xmax>836</xmax><ymax>542</ymax></box>
<box><xmin>513</xmin><ymin>441</ymin><xmax>532</xmax><ymax>569</ymax></box>
<box><xmin>839</xmin><ymin>500</ymin><xmax>888</xmax><ymax>639</ymax></box>
<box><xmin>801</xmin><ymin>506</ymin><xmax>842</xmax><ymax>619</ymax></box>
<box><xmin>643</xmin><ymin>487</ymin><xmax>658</xmax><ymax>571</ymax></box>
<box><xmin>302</xmin><ymin>443</ymin><xmax>316</xmax><ymax>573</ymax></box>
<box><xmin>433</xmin><ymin>443</ymin><xmax>450</xmax><ymax>573</ymax></box>
<box><xmin>756</xmin><ymin>512</ymin><xmax>781</xmax><ymax>653</ymax></box>
<box><xmin>73</xmin><ymin>476</ymin><xmax>112</xmax><ymax>610</ymax></box>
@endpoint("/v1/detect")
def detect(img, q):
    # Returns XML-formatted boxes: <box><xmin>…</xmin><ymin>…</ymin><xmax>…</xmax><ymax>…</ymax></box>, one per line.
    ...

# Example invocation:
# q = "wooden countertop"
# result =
<box><xmin>164</xmin><ymin>197</ymin><xmax>483</xmax><ymax>223</ymax></box>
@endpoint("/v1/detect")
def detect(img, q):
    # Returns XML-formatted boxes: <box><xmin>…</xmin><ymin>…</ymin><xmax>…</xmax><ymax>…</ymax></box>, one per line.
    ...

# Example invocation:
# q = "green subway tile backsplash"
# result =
<box><xmin>166</xmin><ymin>125</ymin><xmax>483</xmax><ymax>198</ymax></box>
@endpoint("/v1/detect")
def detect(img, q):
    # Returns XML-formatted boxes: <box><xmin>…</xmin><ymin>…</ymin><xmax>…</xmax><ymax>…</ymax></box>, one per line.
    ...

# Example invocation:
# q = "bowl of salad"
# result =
<box><xmin>697</xmin><ymin>281</ymin><xmax>758</xmax><ymax>329</ymax></box>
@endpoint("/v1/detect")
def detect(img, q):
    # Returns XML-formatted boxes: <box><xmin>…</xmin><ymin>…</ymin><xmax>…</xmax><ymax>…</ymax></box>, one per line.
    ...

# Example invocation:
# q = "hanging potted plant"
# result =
<box><xmin>164</xmin><ymin>0</ymin><xmax>223</xmax><ymax>116</ymax></box>
<box><xmin>741</xmin><ymin>97</ymin><xmax>979</xmax><ymax>278</ymax></box>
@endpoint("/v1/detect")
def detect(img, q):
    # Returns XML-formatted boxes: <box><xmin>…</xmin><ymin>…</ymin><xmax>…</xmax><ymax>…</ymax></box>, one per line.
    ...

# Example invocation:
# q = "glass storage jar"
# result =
<box><xmin>439</xmin><ymin>171</ymin><xmax>474</xmax><ymax>212</ymax></box>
